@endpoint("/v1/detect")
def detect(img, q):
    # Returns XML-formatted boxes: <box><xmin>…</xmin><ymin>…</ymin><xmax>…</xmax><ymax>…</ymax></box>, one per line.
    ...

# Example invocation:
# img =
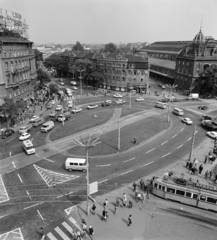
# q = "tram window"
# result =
<box><xmin>193</xmin><ymin>194</ymin><xmax>198</xmax><ymax>199</ymax></box>
<box><xmin>159</xmin><ymin>185</ymin><xmax>162</xmax><ymax>190</ymax></box>
<box><xmin>162</xmin><ymin>186</ymin><xmax>165</xmax><ymax>191</ymax></box>
<box><xmin>167</xmin><ymin>187</ymin><xmax>175</xmax><ymax>193</ymax></box>
<box><xmin>176</xmin><ymin>190</ymin><xmax>185</xmax><ymax>196</ymax></box>
<box><xmin>200</xmin><ymin>195</ymin><xmax>206</xmax><ymax>201</ymax></box>
<box><xmin>154</xmin><ymin>183</ymin><xmax>158</xmax><ymax>188</ymax></box>
<box><xmin>207</xmin><ymin>197</ymin><xmax>217</xmax><ymax>204</ymax></box>
<box><xmin>186</xmin><ymin>192</ymin><xmax>192</xmax><ymax>198</ymax></box>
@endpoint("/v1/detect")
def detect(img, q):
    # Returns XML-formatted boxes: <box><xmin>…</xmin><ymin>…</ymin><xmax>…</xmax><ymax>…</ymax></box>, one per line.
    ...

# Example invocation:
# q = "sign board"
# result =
<box><xmin>89</xmin><ymin>181</ymin><xmax>98</xmax><ymax>195</ymax></box>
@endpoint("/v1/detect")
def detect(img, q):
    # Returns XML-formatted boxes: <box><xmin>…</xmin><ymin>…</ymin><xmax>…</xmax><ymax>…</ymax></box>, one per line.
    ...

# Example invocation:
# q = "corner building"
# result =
<box><xmin>0</xmin><ymin>37</ymin><xmax>37</xmax><ymax>103</ymax></box>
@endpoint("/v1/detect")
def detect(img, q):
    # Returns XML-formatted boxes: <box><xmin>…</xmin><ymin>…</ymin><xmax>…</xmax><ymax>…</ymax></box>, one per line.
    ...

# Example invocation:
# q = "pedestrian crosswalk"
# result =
<box><xmin>46</xmin><ymin>217</ymin><xmax>82</xmax><ymax>240</ymax></box>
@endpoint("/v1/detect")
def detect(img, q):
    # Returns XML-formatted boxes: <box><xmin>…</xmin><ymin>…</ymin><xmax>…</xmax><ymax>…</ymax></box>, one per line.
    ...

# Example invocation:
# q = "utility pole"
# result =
<box><xmin>166</xmin><ymin>84</ymin><xmax>178</xmax><ymax>122</ymax></box>
<box><xmin>77</xmin><ymin>67</ymin><xmax>85</xmax><ymax>96</ymax></box>
<box><xmin>188</xmin><ymin>126</ymin><xmax>196</xmax><ymax>162</ymax></box>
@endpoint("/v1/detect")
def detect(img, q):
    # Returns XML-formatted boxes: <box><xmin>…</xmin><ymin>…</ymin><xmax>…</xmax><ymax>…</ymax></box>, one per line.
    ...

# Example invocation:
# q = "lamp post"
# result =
<box><xmin>73</xmin><ymin>135</ymin><xmax>100</xmax><ymax>216</ymax></box>
<box><xmin>128</xmin><ymin>77</ymin><xmax>133</xmax><ymax>109</ymax></box>
<box><xmin>77</xmin><ymin>67</ymin><xmax>85</xmax><ymax>96</ymax></box>
<box><xmin>166</xmin><ymin>84</ymin><xmax>178</xmax><ymax>122</ymax></box>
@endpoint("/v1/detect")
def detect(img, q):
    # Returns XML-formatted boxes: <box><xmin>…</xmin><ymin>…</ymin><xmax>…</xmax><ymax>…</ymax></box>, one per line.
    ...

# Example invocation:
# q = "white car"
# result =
<box><xmin>181</xmin><ymin>118</ymin><xmax>193</xmax><ymax>125</ymax></box>
<box><xmin>70</xmin><ymin>81</ymin><xmax>77</xmax><ymax>85</ymax></box>
<box><xmin>19</xmin><ymin>132</ymin><xmax>31</xmax><ymax>141</ymax></box>
<box><xmin>60</xmin><ymin>82</ymin><xmax>65</xmax><ymax>86</ymax></box>
<box><xmin>67</xmin><ymin>92</ymin><xmax>73</xmax><ymax>97</ymax></box>
<box><xmin>113</xmin><ymin>94</ymin><xmax>123</xmax><ymax>98</ymax></box>
<box><xmin>55</xmin><ymin>105</ymin><xmax>62</xmax><ymax>111</ymax></box>
<box><xmin>29</xmin><ymin>115</ymin><xmax>40</xmax><ymax>123</ymax></box>
<box><xmin>57</xmin><ymin>114</ymin><xmax>66</xmax><ymax>122</ymax></box>
<box><xmin>207</xmin><ymin>131</ymin><xmax>217</xmax><ymax>139</ymax></box>
<box><xmin>71</xmin><ymin>107</ymin><xmax>82</xmax><ymax>113</ymax></box>
<box><xmin>51</xmin><ymin>100</ymin><xmax>55</xmax><ymax>105</ymax></box>
<box><xmin>116</xmin><ymin>99</ymin><xmax>126</xmax><ymax>105</ymax></box>
<box><xmin>68</xmin><ymin>102</ymin><xmax>73</xmax><ymax>108</ymax></box>
<box><xmin>161</xmin><ymin>85</ymin><xmax>166</xmax><ymax>89</ymax></box>
<box><xmin>135</xmin><ymin>97</ymin><xmax>145</xmax><ymax>102</ymax></box>
<box><xmin>72</xmin><ymin>86</ymin><xmax>78</xmax><ymax>90</ymax></box>
<box><xmin>87</xmin><ymin>104</ymin><xmax>98</xmax><ymax>110</ymax></box>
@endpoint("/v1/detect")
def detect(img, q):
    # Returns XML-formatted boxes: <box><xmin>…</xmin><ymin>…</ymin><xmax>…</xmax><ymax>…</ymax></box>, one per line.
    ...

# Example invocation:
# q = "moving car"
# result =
<box><xmin>46</xmin><ymin>103</ymin><xmax>52</xmax><ymax>109</ymax></box>
<box><xmin>102</xmin><ymin>100</ymin><xmax>112</xmax><ymax>106</ymax></box>
<box><xmin>181</xmin><ymin>118</ymin><xmax>193</xmax><ymax>125</ymax></box>
<box><xmin>135</xmin><ymin>97</ymin><xmax>145</xmax><ymax>102</ymax></box>
<box><xmin>55</xmin><ymin>105</ymin><xmax>62</xmax><ymax>111</ymax></box>
<box><xmin>41</xmin><ymin>121</ymin><xmax>54</xmax><ymax>132</ymax></box>
<box><xmin>116</xmin><ymin>99</ymin><xmax>126</xmax><ymax>105</ymax></box>
<box><xmin>49</xmin><ymin>111</ymin><xmax>57</xmax><ymax>117</ymax></box>
<box><xmin>155</xmin><ymin>91</ymin><xmax>160</xmax><ymax>96</ymax></box>
<box><xmin>71</xmin><ymin>107</ymin><xmax>82</xmax><ymax>113</ymax></box>
<box><xmin>29</xmin><ymin>115</ymin><xmax>40</xmax><ymax>123</ymax></box>
<box><xmin>155</xmin><ymin>102</ymin><xmax>167</xmax><ymax>109</ymax></box>
<box><xmin>19</xmin><ymin>124</ymin><xmax>32</xmax><ymax>134</ymax></box>
<box><xmin>113</xmin><ymin>94</ymin><xmax>123</xmax><ymax>98</ymax></box>
<box><xmin>60</xmin><ymin>82</ymin><xmax>65</xmax><ymax>86</ymax></box>
<box><xmin>70</xmin><ymin>81</ymin><xmax>77</xmax><ymax>85</ymax></box>
<box><xmin>198</xmin><ymin>105</ymin><xmax>209</xmax><ymax>110</ymax></box>
<box><xmin>158</xmin><ymin>84</ymin><xmax>162</xmax><ymax>87</ymax></box>
<box><xmin>87</xmin><ymin>104</ymin><xmax>98</xmax><ymax>109</ymax></box>
<box><xmin>207</xmin><ymin>131</ymin><xmax>217</xmax><ymax>139</ymax></box>
<box><xmin>68</xmin><ymin>102</ymin><xmax>73</xmax><ymax>108</ymax></box>
<box><xmin>50</xmin><ymin>100</ymin><xmax>55</xmax><ymax>105</ymax></box>
<box><xmin>19</xmin><ymin>132</ymin><xmax>31</xmax><ymax>141</ymax></box>
<box><xmin>32</xmin><ymin>117</ymin><xmax>45</xmax><ymax>127</ymax></box>
<box><xmin>67</xmin><ymin>92</ymin><xmax>73</xmax><ymax>97</ymax></box>
<box><xmin>72</xmin><ymin>86</ymin><xmax>78</xmax><ymax>90</ymax></box>
<box><xmin>57</xmin><ymin>113</ymin><xmax>71</xmax><ymax>122</ymax></box>
<box><xmin>161</xmin><ymin>85</ymin><xmax>166</xmax><ymax>89</ymax></box>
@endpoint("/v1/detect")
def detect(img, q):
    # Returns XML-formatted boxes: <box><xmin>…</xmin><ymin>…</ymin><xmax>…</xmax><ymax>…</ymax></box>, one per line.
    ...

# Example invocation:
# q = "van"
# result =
<box><xmin>32</xmin><ymin>117</ymin><xmax>45</xmax><ymax>127</ymax></box>
<box><xmin>201</xmin><ymin>115</ymin><xmax>212</xmax><ymax>121</ymax></box>
<box><xmin>65</xmin><ymin>158</ymin><xmax>87</xmax><ymax>172</ymax></box>
<box><xmin>23</xmin><ymin>140</ymin><xmax>35</xmax><ymax>155</ymax></box>
<box><xmin>155</xmin><ymin>102</ymin><xmax>167</xmax><ymax>109</ymax></box>
<box><xmin>173</xmin><ymin>108</ymin><xmax>184</xmax><ymax>116</ymax></box>
<box><xmin>19</xmin><ymin>124</ymin><xmax>32</xmax><ymax>134</ymax></box>
<box><xmin>41</xmin><ymin>121</ymin><xmax>54</xmax><ymax>132</ymax></box>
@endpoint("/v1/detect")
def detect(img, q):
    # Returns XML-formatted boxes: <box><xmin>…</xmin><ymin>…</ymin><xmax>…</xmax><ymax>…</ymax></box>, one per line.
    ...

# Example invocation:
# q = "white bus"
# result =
<box><xmin>22</xmin><ymin>140</ymin><xmax>36</xmax><ymax>155</ymax></box>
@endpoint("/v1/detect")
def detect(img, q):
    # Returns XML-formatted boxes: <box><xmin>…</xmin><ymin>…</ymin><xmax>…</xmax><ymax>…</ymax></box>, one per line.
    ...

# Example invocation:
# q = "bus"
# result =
<box><xmin>22</xmin><ymin>140</ymin><xmax>36</xmax><ymax>155</ymax></box>
<box><xmin>152</xmin><ymin>175</ymin><xmax>217</xmax><ymax>211</ymax></box>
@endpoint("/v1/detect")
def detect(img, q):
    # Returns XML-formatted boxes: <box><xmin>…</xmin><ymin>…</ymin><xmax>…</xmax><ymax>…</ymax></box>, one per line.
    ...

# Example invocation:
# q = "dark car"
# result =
<box><xmin>102</xmin><ymin>100</ymin><xmax>112</xmax><ymax>107</ymax></box>
<box><xmin>0</xmin><ymin>129</ymin><xmax>15</xmax><ymax>139</ymax></box>
<box><xmin>160</xmin><ymin>98</ymin><xmax>168</xmax><ymax>103</ymax></box>
<box><xmin>155</xmin><ymin>91</ymin><xmax>160</xmax><ymax>96</ymax></box>
<box><xmin>198</xmin><ymin>106</ymin><xmax>209</xmax><ymax>110</ymax></box>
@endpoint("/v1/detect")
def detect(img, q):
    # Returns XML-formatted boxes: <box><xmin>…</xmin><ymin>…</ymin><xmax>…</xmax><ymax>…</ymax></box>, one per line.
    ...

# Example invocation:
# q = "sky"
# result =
<box><xmin>2</xmin><ymin>0</ymin><xmax>217</xmax><ymax>45</ymax></box>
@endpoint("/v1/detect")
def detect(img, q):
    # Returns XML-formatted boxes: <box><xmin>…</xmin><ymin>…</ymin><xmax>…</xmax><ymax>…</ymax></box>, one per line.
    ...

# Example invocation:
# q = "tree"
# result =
<box><xmin>104</xmin><ymin>42</ymin><xmax>117</xmax><ymax>53</ymax></box>
<box><xmin>49</xmin><ymin>83</ymin><xmax>59</xmax><ymax>97</ymax></box>
<box><xmin>34</xmin><ymin>49</ymin><xmax>43</xmax><ymax>62</ymax></box>
<box><xmin>72</xmin><ymin>41</ymin><xmax>84</xmax><ymax>52</ymax></box>
<box><xmin>37</xmin><ymin>69</ymin><xmax>50</xmax><ymax>87</ymax></box>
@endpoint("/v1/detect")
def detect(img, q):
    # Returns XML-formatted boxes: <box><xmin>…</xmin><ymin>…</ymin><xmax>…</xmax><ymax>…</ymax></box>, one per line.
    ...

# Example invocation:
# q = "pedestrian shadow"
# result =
<box><xmin>109</xmin><ymin>208</ymin><xmax>115</xmax><ymax>215</ymax></box>
<box><xmin>122</xmin><ymin>218</ymin><xmax>128</xmax><ymax>225</ymax></box>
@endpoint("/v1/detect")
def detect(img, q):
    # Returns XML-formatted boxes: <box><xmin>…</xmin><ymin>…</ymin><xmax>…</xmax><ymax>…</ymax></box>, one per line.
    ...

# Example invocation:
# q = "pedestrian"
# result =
<box><xmin>204</xmin><ymin>155</ymin><xmax>208</xmax><ymax>164</ymax></box>
<box><xmin>102</xmin><ymin>209</ymin><xmax>107</xmax><ymax>221</ymax></box>
<box><xmin>123</xmin><ymin>193</ymin><xmax>127</xmax><ymax>207</ymax></box>
<box><xmin>210</xmin><ymin>171</ymin><xmax>213</xmax><ymax>179</ymax></box>
<box><xmin>116</xmin><ymin>198</ymin><xmax>120</xmax><ymax>207</ymax></box>
<box><xmin>142</xmin><ymin>192</ymin><xmax>146</xmax><ymax>204</ymax></box>
<box><xmin>103</xmin><ymin>198</ymin><xmax>108</xmax><ymax>209</ymax></box>
<box><xmin>140</xmin><ymin>179</ymin><xmax>144</xmax><ymax>190</ymax></box>
<box><xmin>199</xmin><ymin>164</ymin><xmax>203</xmax><ymax>174</ymax></box>
<box><xmin>91</xmin><ymin>203</ymin><xmax>96</xmax><ymax>215</ymax></box>
<box><xmin>133</xmin><ymin>137</ymin><xmax>137</xmax><ymax>144</ymax></box>
<box><xmin>89</xmin><ymin>226</ymin><xmax>94</xmax><ymax>236</ymax></box>
<box><xmin>205</xmin><ymin>170</ymin><xmax>209</xmax><ymax>179</ymax></box>
<box><xmin>114</xmin><ymin>205</ymin><xmax>118</xmax><ymax>215</ymax></box>
<box><xmin>128</xmin><ymin>199</ymin><xmax>133</xmax><ymax>208</ymax></box>
<box><xmin>133</xmin><ymin>182</ymin><xmax>137</xmax><ymax>192</ymax></box>
<box><xmin>127</xmin><ymin>215</ymin><xmax>132</xmax><ymax>226</ymax></box>
<box><xmin>40</xmin><ymin>228</ymin><xmax>44</xmax><ymax>237</ymax></box>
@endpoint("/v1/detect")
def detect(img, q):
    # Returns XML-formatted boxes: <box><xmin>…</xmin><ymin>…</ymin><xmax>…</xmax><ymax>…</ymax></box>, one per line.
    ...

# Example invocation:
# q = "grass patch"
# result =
<box><xmin>68</xmin><ymin>114</ymin><xmax>169</xmax><ymax>156</ymax></box>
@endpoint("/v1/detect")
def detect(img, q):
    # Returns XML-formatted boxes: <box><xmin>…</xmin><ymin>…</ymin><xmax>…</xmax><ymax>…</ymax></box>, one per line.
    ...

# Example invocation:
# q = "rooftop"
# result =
<box><xmin>150</xmin><ymin>58</ymin><xmax>176</xmax><ymax>70</ymax></box>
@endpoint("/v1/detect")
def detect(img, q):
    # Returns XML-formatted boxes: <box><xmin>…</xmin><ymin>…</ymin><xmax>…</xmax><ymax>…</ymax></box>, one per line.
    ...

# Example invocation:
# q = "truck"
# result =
<box><xmin>201</xmin><ymin>120</ymin><xmax>217</xmax><ymax>130</ymax></box>
<box><xmin>187</xmin><ymin>93</ymin><xmax>199</xmax><ymax>100</ymax></box>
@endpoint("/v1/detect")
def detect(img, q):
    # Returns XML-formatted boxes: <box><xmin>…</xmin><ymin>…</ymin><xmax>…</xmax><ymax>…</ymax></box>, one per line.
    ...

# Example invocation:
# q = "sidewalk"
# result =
<box><xmin>45</xmin><ymin>137</ymin><xmax>217</xmax><ymax>240</ymax></box>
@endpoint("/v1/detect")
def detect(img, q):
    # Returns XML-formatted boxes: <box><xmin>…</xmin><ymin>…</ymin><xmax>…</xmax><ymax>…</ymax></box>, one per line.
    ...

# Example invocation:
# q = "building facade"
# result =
<box><xmin>0</xmin><ymin>37</ymin><xmax>37</xmax><ymax>104</ymax></box>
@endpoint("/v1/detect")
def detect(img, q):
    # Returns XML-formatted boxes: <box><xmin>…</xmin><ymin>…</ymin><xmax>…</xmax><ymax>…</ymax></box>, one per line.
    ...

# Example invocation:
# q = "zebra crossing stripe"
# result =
<box><xmin>47</xmin><ymin>232</ymin><xmax>58</xmax><ymax>240</ymax></box>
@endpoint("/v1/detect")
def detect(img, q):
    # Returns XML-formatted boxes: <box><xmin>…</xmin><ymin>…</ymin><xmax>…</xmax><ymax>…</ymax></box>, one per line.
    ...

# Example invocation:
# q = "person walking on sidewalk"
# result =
<box><xmin>123</xmin><ymin>193</ymin><xmax>127</xmax><ymax>207</ymax></box>
<box><xmin>91</xmin><ymin>203</ymin><xmax>96</xmax><ymax>215</ymax></box>
<box><xmin>127</xmin><ymin>215</ymin><xmax>132</xmax><ymax>226</ymax></box>
<box><xmin>204</xmin><ymin>155</ymin><xmax>208</xmax><ymax>164</ymax></box>
<box><xmin>133</xmin><ymin>137</ymin><xmax>137</xmax><ymax>144</ymax></box>
<box><xmin>103</xmin><ymin>199</ymin><xmax>108</xmax><ymax>209</ymax></box>
<box><xmin>114</xmin><ymin>204</ymin><xmax>119</xmax><ymax>215</ymax></box>
<box><xmin>199</xmin><ymin>164</ymin><xmax>203</xmax><ymax>174</ymax></box>
<box><xmin>133</xmin><ymin>182</ymin><xmax>137</xmax><ymax>192</ymax></box>
<box><xmin>102</xmin><ymin>209</ymin><xmax>107</xmax><ymax>222</ymax></box>
<box><xmin>89</xmin><ymin>226</ymin><xmax>94</xmax><ymax>237</ymax></box>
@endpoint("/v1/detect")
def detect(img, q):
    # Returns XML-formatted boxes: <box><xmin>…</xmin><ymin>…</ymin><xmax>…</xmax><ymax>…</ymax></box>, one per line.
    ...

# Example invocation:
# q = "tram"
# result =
<box><xmin>152</xmin><ymin>175</ymin><xmax>217</xmax><ymax>211</ymax></box>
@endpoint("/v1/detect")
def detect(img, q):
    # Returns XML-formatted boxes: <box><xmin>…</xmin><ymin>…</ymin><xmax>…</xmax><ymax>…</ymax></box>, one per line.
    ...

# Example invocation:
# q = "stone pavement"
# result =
<box><xmin>45</xmin><ymin>137</ymin><xmax>217</xmax><ymax>240</ymax></box>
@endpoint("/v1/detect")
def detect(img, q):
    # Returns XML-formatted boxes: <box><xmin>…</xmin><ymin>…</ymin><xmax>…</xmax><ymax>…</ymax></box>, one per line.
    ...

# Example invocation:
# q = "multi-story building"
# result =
<box><xmin>0</xmin><ymin>36</ymin><xmax>37</xmax><ymax>104</ymax></box>
<box><xmin>139</xmin><ymin>29</ymin><xmax>217</xmax><ymax>93</ymax></box>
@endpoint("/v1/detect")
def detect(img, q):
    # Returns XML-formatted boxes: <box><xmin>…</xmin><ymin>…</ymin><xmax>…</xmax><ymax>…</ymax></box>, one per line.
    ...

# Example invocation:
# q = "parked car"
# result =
<box><xmin>46</xmin><ymin>103</ymin><xmax>52</xmax><ymax>109</ymax></box>
<box><xmin>29</xmin><ymin>115</ymin><xmax>40</xmax><ymax>123</ymax></box>
<box><xmin>50</xmin><ymin>100</ymin><xmax>55</xmax><ymax>105</ymax></box>
<box><xmin>19</xmin><ymin>132</ymin><xmax>31</xmax><ymax>141</ymax></box>
<box><xmin>57</xmin><ymin>113</ymin><xmax>71</xmax><ymax>122</ymax></box>
<box><xmin>181</xmin><ymin>118</ymin><xmax>193</xmax><ymax>125</ymax></box>
<box><xmin>32</xmin><ymin>117</ymin><xmax>45</xmax><ymax>127</ymax></box>
<box><xmin>41</xmin><ymin>121</ymin><xmax>55</xmax><ymax>132</ymax></box>
<box><xmin>135</xmin><ymin>97</ymin><xmax>145</xmax><ymax>102</ymax></box>
<box><xmin>207</xmin><ymin>131</ymin><xmax>217</xmax><ymax>139</ymax></box>
<box><xmin>161</xmin><ymin>85</ymin><xmax>166</xmax><ymax>89</ymax></box>
<box><xmin>19</xmin><ymin>124</ymin><xmax>32</xmax><ymax>134</ymax></box>
<box><xmin>55</xmin><ymin>105</ymin><xmax>62</xmax><ymax>111</ymax></box>
<box><xmin>198</xmin><ymin>105</ymin><xmax>209</xmax><ymax>110</ymax></box>
<box><xmin>113</xmin><ymin>94</ymin><xmax>123</xmax><ymax>98</ymax></box>
<box><xmin>71</xmin><ymin>107</ymin><xmax>82</xmax><ymax>113</ymax></box>
<box><xmin>0</xmin><ymin>128</ymin><xmax>15</xmax><ymax>139</ymax></box>
<box><xmin>155</xmin><ymin>91</ymin><xmax>160</xmax><ymax>96</ymax></box>
<box><xmin>70</xmin><ymin>81</ymin><xmax>77</xmax><ymax>85</ymax></box>
<box><xmin>49</xmin><ymin>111</ymin><xmax>57</xmax><ymax>117</ymax></box>
<box><xmin>72</xmin><ymin>86</ymin><xmax>78</xmax><ymax>90</ymax></box>
<box><xmin>68</xmin><ymin>102</ymin><xmax>73</xmax><ymax>108</ymax></box>
<box><xmin>87</xmin><ymin>104</ymin><xmax>98</xmax><ymax>109</ymax></box>
<box><xmin>60</xmin><ymin>82</ymin><xmax>65</xmax><ymax>86</ymax></box>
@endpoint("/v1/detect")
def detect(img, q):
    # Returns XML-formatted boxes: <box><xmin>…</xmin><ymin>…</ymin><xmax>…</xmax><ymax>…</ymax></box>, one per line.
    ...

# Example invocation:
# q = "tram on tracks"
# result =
<box><xmin>152</xmin><ymin>175</ymin><xmax>217</xmax><ymax>211</ymax></box>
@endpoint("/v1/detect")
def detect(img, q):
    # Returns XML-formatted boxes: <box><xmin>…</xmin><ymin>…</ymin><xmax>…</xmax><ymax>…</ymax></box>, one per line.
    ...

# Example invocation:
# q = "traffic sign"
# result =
<box><xmin>89</xmin><ymin>181</ymin><xmax>98</xmax><ymax>194</ymax></box>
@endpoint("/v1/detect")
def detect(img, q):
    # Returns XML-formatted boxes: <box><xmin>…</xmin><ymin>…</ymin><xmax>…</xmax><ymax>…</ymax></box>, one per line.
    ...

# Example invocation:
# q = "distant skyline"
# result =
<box><xmin>2</xmin><ymin>0</ymin><xmax>217</xmax><ymax>44</ymax></box>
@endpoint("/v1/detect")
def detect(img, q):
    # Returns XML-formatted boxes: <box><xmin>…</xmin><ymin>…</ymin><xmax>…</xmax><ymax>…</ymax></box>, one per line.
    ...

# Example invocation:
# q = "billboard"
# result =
<box><xmin>0</xmin><ymin>8</ymin><xmax>29</xmax><ymax>39</ymax></box>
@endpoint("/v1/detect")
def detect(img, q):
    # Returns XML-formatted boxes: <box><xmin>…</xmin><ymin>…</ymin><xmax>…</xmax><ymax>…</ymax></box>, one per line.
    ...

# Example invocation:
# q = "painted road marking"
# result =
<box><xmin>172</xmin><ymin>134</ymin><xmax>177</xmax><ymax>138</ymax></box>
<box><xmin>12</xmin><ymin>161</ymin><xmax>16</xmax><ymax>169</ymax></box>
<box><xmin>96</xmin><ymin>164</ymin><xmax>111</xmax><ymax>167</ymax></box>
<box><xmin>55</xmin><ymin>226</ymin><xmax>70</xmax><ymax>240</ymax></box>
<box><xmin>0</xmin><ymin>175</ymin><xmax>9</xmax><ymax>203</ymax></box>
<box><xmin>146</xmin><ymin>148</ymin><xmax>155</xmax><ymax>153</ymax></box>
<box><xmin>37</xmin><ymin>210</ymin><xmax>45</xmax><ymax>220</ymax></box>
<box><xmin>162</xmin><ymin>153</ymin><xmax>171</xmax><ymax>158</ymax></box>
<box><xmin>187</xmin><ymin>137</ymin><xmax>192</xmax><ymax>141</ymax></box>
<box><xmin>143</xmin><ymin>161</ymin><xmax>154</xmax><ymax>167</ymax></box>
<box><xmin>124</xmin><ymin>157</ymin><xmax>135</xmax><ymax>163</ymax></box>
<box><xmin>43</xmin><ymin>157</ymin><xmax>54</xmax><ymax>162</ymax></box>
<box><xmin>176</xmin><ymin>144</ymin><xmax>183</xmax><ymax>149</ymax></box>
<box><xmin>65</xmin><ymin>205</ymin><xmax>78</xmax><ymax>215</ymax></box>
<box><xmin>180</xmin><ymin>128</ymin><xmax>184</xmax><ymax>132</ymax></box>
<box><xmin>98</xmin><ymin>179</ymin><xmax>108</xmax><ymax>184</ymax></box>
<box><xmin>23</xmin><ymin>202</ymin><xmax>43</xmax><ymax>210</ymax></box>
<box><xmin>195</xmin><ymin>130</ymin><xmax>198</xmax><ymax>134</ymax></box>
<box><xmin>120</xmin><ymin>170</ymin><xmax>133</xmax><ymax>176</ymax></box>
<box><xmin>0</xmin><ymin>228</ymin><xmax>24</xmax><ymax>240</ymax></box>
<box><xmin>26</xmin><ymin>191</ymin><xmax>32</xmax><ymax>200</ymax></box>
<box><xmin>17</xmin><ymin>174</ymin><xmax>23</xmax><ymax>184</ymax></box>
<box><xmin>6</xmin><ymin>136</ymin><xmax>16</xmax><ymax>143</ymax></box>
<box><xmin>36</xmin><ymin>131</ymin><xmax>40</xmax><ymax>135</ymax></box>
<box><xmin>161</xmin><ymin>141</ymin><xmax>167</xmax><ymax>145</ymax></box>
<box><xmin>188</xmin><ymin>114</ymin><xmax>194</xmax><ymax>117</ymax></box>
<box><xmin>34</xmin><ymin>165</ymin><xmax>79</xmax><ymax>187</ymax></box>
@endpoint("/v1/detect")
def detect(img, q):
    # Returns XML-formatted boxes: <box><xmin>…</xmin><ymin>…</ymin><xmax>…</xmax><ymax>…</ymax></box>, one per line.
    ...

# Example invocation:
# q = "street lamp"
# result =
<box><xmin>77</xmin><ymin>67</ymin><xmax>85</xmax><ymax>96</ymax></box>
<box><xmin>166</xmin><ymin>84</ymin><xmax>178</xmax><ymax>122</ymax></box>
<box><xmin>73</xmin><ymin>135</ymin><xmax>100</xmax><ymax>216</ymax></box>
<box><xmin>128</xmin><ymin>77</ymin><xmax>133</xmax><ymax>109</ymax></box>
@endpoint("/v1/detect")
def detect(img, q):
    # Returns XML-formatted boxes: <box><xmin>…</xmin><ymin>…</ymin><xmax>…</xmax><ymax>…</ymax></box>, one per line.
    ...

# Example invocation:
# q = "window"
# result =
<box><xmin>4</xmin><ymin>50</ymin><xmax>6</xmax><ymax>57</ymax></box>
<box><xmin>159</xmin><ymin>185</ymin><xmax>162</xmax><ymax>190</ymax></box>
<box><xmin>200</xmin><ymin>195</ymin><xmax>206</xmax><ymax>201</ymax></box>
<box><xmin>186</xmin><ymin>192</ymin><xmax>192</xmax><ymax>198</ymax></box>
<box><xmin>122</xmin><ymin>77</ymin><xmax>125</xmax><ymax>81</ymax></box>
<box><xmin>176</xmin><ymin>190</ymin><xmax>185</xmax><ymax>196</ymax></box>
<box><xmin>162</xmin><ymin>186</ymin><xmax>165</xmax><ymax>191</ymax></box>
<box><xmin>141</xmin><ymin>79</ymin><xmax>143</xmax><ymax>82</ymax></box>
<box><xmin>167</xmin><ymin>187</ymin><xmax>175</xmax><ymax>193</ymax></box>
<box><xmin>5</xmin><ymin>62</ymin><xmax>8</xmax><ymax>70</ymax></box>
<box><xmin>10</xmin><ymin>62</ymin><xmax>13</xmax><ymax>71</ymax></box>
<box><xmin>154</xmin><ymin>183</ymin><xmax>158</xmax><ymax>188</ymax></box>
<box><xmin>207</xmin><ymin>197</ymin><xmax>217</xmax><ymax>204</ymax></box>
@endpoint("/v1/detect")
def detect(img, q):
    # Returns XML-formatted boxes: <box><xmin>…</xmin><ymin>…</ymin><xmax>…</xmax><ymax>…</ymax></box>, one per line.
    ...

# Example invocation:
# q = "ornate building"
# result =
<box><xmin>0</xmin><ymin>36</ymin><xmax>37</xmax><ymax>104</ymax></box>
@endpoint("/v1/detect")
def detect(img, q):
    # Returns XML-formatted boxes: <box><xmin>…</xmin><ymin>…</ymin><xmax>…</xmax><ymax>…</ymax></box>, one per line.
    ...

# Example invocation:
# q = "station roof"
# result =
<box><xmin>150</xmin><ymin>58</ymin><xmax>176</xmax><ymax>70</ymax></box>
<box><xmin>0</xmin><ymin>36</ymin><xmax>32</xmax><ymax>44</ymax></box>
